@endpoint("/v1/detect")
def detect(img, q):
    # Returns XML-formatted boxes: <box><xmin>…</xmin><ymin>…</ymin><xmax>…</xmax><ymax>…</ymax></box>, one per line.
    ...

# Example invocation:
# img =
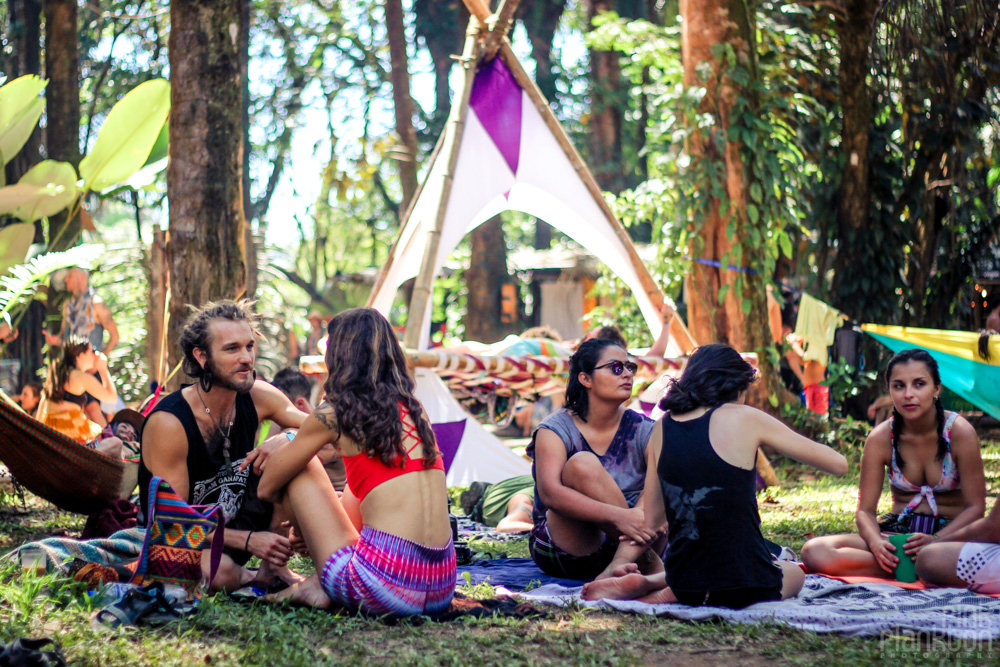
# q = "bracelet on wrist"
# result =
<box><xmin>245</xmin><ymin>531</ymin><xmax>253</xmax><ymax>552</ymax></box>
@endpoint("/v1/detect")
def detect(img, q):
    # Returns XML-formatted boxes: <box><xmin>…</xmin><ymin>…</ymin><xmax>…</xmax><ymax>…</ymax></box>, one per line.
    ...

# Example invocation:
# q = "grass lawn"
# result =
<box><xmin>2</xmin><ymin>430</ymin><xmax>999</xmax><ymax>666</ymax></box>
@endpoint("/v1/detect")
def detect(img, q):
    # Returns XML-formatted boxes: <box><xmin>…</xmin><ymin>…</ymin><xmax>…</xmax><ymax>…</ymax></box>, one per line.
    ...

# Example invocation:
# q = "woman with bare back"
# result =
<box><xmin>583</xmin><ymin>344</ymin><xmax>847</xmax><ymax>608</ymax></box>
<box><xmin>258</xmin><ymin>308</ymin><xmax>455</xmax><ymax>616</ymax></box>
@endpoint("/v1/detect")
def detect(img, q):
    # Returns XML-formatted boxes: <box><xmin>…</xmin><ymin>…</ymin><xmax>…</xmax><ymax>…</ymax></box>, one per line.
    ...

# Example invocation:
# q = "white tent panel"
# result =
<box><xmin>414</xmin><ymin>369</ymin><xmax>531</xmax><ymax>486</ymax></box>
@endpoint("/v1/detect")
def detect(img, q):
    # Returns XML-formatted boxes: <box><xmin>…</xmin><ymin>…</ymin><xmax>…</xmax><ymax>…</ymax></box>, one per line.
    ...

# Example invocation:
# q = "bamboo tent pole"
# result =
<box><xmin>402</xmin><ymin>18</ymin><xmax>482</xmax><ymax>349</ymax></box>
<box><xmin>494</xmin><ymin>39</ymin><xmax>699</xmax><ymax>354</ymax></box>
<box><xmin>366</xmin><ymin>128</ymin><xmax>448</xmax><ymax>308</ymax></box>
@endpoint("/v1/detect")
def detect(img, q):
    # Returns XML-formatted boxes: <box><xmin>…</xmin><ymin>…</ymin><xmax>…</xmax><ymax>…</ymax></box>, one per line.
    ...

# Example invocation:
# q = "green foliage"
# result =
<box><xmin>0</xmin><ymin>222</ymin><xmax>35</xmax><ymax>278</ymax></box>
<box><xmin>0</xmin><ymin>75</ymin><xmax>46</xmax><ymax>169</ymax></box>
<box><xmin>80</xmin><ymin>78</ymin><xmax>170</xmax><ymax>194</ymax></box>
<box><xmin>821</xmin><ymin>360</ymin><xmax>879</xmax><ymax>410</ymax></box>
<box><xmin>0</xmin><ymin>245</ymin><xmax>104</xmax><ymax>329</ymax></box>
<box><xmin>0</xmin><ymin>160</ymin><xmax>79</xmax><ymax>223</ymax></box>
<box><xmin>778</xmin><ymin>398</ymin><xmax>870</xmax><ymax>458</ymax></box>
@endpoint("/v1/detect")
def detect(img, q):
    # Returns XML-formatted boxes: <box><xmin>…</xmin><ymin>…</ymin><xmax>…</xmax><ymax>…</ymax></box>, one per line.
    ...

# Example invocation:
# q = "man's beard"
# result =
<box><xmin>206</xmin><ymin>356</ymin><xmax>255</xmax><ymax>394</ymax></box>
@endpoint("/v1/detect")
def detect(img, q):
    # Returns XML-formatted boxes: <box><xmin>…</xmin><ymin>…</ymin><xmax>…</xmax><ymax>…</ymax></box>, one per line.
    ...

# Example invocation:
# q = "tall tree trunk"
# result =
<box><xmin>681</xmin><ymin>0</ymin><xmax>758</xmax><ymax>352</ymax></box>
<box><xmin>43</xmin><ymin>0</ymin><xmax>81</xmax><ymax>251</ymax></box>
<box><xmin>586</xmin><ymin>0</ymin><xmax>625</xmax><ymax>192</ymax></box>
<box><xmin>521</xmin><ymin>0</ymin><xmax>566</xmax><ymax>104</ymax></box>
<box><xmin>413</xmin><ymin>0</ymin><xmax>469</xmax><ymax>136</ymax></box>
<box><xmin>385</xmin><ymin>0</ymin><xmax>419</xmax><ymax>209</ymax></box>
<box><xmin>4</xmin><ymin>0</ymin><xmax>44</xmax><ymax>390</ymax></box>
<box><xmin>240</xmin><ymin>0</ymin><xmax>257</xmax><ymax>298</ymax></box>
<box><xmin>831</xmin><ymin>0</ymin><xmax>876</xmax><ymax>314</ymax></box>
<box><xmin>464</xmin><ymin>215</ymin><xmax>515</xmax><ymax>343</ymax></box>
<box><xmin>166</xmin><ymin>0</ymin><xmax>247</xmax><ymax>388</ymax></box>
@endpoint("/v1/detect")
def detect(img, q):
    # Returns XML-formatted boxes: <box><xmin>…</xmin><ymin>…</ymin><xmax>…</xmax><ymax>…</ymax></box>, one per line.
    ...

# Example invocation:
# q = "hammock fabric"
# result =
<box><xmin>302</xmin><ymin>352</ymin><xmax>689</xmax><ymax>401</ymax></box>
<box><xmin>0</xmin><ymin>395</ymin><xmax>125</xmax><ymax>515</ymax></box>
<box><xmin>862</xmin><ymin>324</ymin><xmax>1000</xmax><ymax>421</ymax></box>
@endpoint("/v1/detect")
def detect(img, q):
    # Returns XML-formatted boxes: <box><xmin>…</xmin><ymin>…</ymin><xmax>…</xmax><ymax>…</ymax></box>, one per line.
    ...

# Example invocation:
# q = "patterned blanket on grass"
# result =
<box><xmin>519</xmin><ymin>574</ymin><xmax>1000</xmax><ymax>640</ymax></box>
<box><xmin>4</xmin><ymin>527</ymin><xmax>144</xmax><ymax>572</ymax></box>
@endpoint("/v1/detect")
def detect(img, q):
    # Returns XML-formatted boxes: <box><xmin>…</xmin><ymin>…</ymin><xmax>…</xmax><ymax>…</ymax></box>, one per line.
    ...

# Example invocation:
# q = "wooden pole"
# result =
<box><xmin>402</xmin><ymin>18</ymin><xmax>482</xmax><ymax>349</ymax></box>
<box><xmin>495</xmin><ymin>40</ymin><xmax>700</xmax><ymax>353</ymax></box>
<box><xmin>365</xmin><ymin>128</ymin><xmax>447</xmax><ymax>308</ymax></box>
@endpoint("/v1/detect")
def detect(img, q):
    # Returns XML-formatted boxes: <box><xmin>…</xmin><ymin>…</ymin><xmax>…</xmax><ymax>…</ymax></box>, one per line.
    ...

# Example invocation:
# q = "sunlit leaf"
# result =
<box><xmin>0</xmin><ymin>222</ymin><xmax>35</xmax><ymax>277</ymax></box>
<box><xmin>0</xmin><ymin>75</ymin><xmax>47</xmax><ymax>167</ymax></box>
<box><xmin>0</xmin><ymin>160</ymin><xmax>79</xmax><ymax>223</ymax></box>
<box><xmin>114</xmin><ymin>120</ymin><xmax>169</xmax><ymax>192</ymax></box>
<box><xmin>80</xmin><ymin>79</ymin><xmax>170</xmax><ymax>193</ymax></box>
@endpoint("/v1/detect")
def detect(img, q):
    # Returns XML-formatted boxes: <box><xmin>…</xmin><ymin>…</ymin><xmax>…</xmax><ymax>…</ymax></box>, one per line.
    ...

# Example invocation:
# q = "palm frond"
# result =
<box><xmin>0</xmin><ymin>244</ymin><xmax>105</xmax><ymax>324</ymax></box>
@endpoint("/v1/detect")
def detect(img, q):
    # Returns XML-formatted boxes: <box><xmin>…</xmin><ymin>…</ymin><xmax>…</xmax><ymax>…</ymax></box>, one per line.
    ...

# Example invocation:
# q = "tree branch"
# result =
<box><xmin>272</xmin><ymin>265</ymin><xmax>338</xmax><ymax>313</ymax></box>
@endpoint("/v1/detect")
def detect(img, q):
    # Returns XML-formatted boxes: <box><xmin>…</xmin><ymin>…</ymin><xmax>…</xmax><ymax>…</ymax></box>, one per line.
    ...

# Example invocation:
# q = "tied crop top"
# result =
<box><xmin>888</xmin><ymin>411</ymin><xmax>960</xmax><ymax>518</ymax></box>
<box><xmin>341</xmin><ymin>403</ymin><xmax>445</xmax><ymax>502</ymax></box>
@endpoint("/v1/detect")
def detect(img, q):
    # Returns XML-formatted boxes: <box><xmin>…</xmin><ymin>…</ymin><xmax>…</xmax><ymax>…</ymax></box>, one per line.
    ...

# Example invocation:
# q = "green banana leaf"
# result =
<box><xmin>0</xmin><ymin>75</ymin><xmax>47</xmax><ymax>167</ymax></box>
<box><xmin>116</xmin><ymin>119</ymin><xmax>169</xmax><ymax>192</ymax></box>
<box><xmin>0</xmin><ymin>222</ymin><xmax>35</xmax><ymax>278</ymax></box>
<box><xmin>79</xmin><ymin>78</ymin><xmax>170</xmax><ymax>193</ymax></box>
<box><xmin>0</xmin><ymin>160</ymin><xmax>79</xmax><ymax>223</ymax></box>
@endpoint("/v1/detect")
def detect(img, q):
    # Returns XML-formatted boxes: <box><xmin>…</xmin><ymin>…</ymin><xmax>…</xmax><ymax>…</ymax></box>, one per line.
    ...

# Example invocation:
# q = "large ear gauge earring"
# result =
<box><xmin>199</xmin><ymin>369</ymin><xmax>214</xmax><ymax>392</ymax></box>
<box><xmin>252</xmin><ymin>370</ymin><xmax>257</xmax><ymax>381</ymax></box>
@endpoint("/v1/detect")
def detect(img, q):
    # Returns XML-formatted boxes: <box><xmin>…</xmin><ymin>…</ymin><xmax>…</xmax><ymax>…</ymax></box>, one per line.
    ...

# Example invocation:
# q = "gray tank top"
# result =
<box><xmin>526</xmin><ymin>408</ymin><xmax>654</xmax><ymax>523</ymax></box>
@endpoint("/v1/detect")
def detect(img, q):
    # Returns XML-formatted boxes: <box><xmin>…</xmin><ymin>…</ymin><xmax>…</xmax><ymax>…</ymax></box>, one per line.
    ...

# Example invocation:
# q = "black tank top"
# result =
<box><xmin>62</xmin><ymin>390</ymin><xmax>88</xmax><ymax>408</ymax></box>
<box><xmin>138</xmin><ymin>387</ymin><xmax>260</xmax><ymax>525</ymax></box>
<box><xmin>658</xmin><ymin>406</ymin><xmax>782</xmax><ymax>594</ymax></box>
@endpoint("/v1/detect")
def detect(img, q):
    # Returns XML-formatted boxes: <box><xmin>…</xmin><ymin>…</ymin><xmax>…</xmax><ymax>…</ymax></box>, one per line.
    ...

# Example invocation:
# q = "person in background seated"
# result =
<box><xmin>259</xmin><ymin>308</ymin><xmax>455</xmax><ymax>615</ymax></box>
<box><xmin>582</xmin><ymin>344</ymin><xmax>847</xmax><ymax>608</ymax></box>
<box><xmin>917</xmin><ymin>488</ymin><xmax>1000</xmax><ymax>594</ymax></box>
<box><xmin>800</xmin><ymin>349</ymin><xmax>984</xmax><ymax>577</ymax></box>
<box><xmin>109</xmin><ymin>408</ymin><xmax>145</xmax><ymax>454</ymax></box>
<box><xmin>460</xmin><ymin>475</ymin><xmax>536</xmax><ymax>534</ymax></box>
<box><xmin>38</xmin><ymin>337</ymin><xmax>117</xmax><ymax>443</ymax></box>
<box><xmin>14</xmin><ymin>382</ymin><xmax>43</xmax><ymax>418</ymax></box>
<box><xmin>268</xmin><ymin>367</ymin><xmax>345</xmax><ymax>493</ymax></box>
<box><xmin>528</xmin><ymin>338</ymin><xmax>657</xmax><ymax>580</ymax></box>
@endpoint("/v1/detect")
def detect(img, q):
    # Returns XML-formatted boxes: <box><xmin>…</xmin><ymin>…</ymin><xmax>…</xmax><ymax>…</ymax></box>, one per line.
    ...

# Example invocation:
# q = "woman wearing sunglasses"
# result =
<box><xmin>527</xmin><ymin>337</ymin><xmax>657</xmax><ymax>580</ymax></box>
<box><xmin>582</xmin><ymin>344</ymin><xmax>847</xmax><ymax>607</ymax></box>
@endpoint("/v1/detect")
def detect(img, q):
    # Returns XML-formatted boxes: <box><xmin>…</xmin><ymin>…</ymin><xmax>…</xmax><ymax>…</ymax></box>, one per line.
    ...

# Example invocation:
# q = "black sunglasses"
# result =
<box><xmin>594</xmin><ymin>360</ymin><xmax>638</xmax><ymax>376</ymax></box>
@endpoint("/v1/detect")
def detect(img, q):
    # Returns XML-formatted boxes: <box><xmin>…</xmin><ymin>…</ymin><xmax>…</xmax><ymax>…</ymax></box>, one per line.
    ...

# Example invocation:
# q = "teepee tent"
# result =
<box><xmin>367</xmin><ymin>0</ymin><xmax>696</xmax><ymax>484</ymax></box>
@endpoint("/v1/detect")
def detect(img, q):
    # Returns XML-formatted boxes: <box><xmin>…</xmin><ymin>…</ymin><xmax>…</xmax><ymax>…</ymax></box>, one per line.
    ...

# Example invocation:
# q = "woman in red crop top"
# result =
<box><xmin>258</xmin><ymin>308</ymin><xmax>455</xmax><ymax>616</ymax></box>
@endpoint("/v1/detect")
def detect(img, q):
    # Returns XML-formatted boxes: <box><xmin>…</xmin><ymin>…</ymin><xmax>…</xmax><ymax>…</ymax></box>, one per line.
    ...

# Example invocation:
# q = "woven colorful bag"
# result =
<box><xmin>131</xmin><ymin>476</ymin><xmax>225</xmax><ymax>600</ymax></box>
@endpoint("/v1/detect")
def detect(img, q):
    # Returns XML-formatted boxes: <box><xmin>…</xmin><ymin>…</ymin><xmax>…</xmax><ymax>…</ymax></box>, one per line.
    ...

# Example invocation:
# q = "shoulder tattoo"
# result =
<box><xmin>314</xmin><ymin>401</ymin><xmax>338</xmax><ymax>431</ymax></box>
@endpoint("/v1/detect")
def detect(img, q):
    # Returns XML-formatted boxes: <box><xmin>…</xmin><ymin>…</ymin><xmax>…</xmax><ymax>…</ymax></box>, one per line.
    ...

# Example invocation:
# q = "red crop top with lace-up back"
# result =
<box><xmin>340</xmin><ymin>403</ymin><xmax>445</xmax><ymax>502</ymax></box>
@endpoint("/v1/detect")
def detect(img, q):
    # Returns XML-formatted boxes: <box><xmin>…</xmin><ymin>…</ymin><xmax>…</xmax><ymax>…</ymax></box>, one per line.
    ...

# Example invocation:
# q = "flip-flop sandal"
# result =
<box><xmin>91</xmin><ymin>583</ymin><xmax>190</xmax><ymax>629</ymax></box>
<box><xmin>229</xmin><ymin>584</ymin><xmax>268</xmax><ymax>604</ymax></box>
<box><xmin>0</xmin><ymin>637</ymin><xmax>67</xmax><ymax>667</ymax></box>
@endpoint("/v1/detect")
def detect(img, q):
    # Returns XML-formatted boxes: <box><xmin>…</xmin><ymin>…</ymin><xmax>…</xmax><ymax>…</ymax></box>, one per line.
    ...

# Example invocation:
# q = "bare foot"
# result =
<box><xmin>265</xmin><ymin>573</ymin><xmax>331</xmax><ymax>609</ymax></box>
<box><xmin>581</xmin><ymin>572</ymin><xmax>652</xmax><ymax>601</ymax></box>
<box><xmin>258</xmin><ymin>562</ymin><xmax>307</xmax><ymax>587</ymax></box>
<box><xmin>594</xmin><ymin>561</ymin><xmax>639</xmax><ymax>581</ymax></box>
<box><xmin>611</xmin><ymin>563</ymin><xmax>640</xmax><ymax>578</ymax></box>
<box><xmin>636</xmin><ymin>587</ymin><xmax>677</xmax><ymax>605</ymax></box>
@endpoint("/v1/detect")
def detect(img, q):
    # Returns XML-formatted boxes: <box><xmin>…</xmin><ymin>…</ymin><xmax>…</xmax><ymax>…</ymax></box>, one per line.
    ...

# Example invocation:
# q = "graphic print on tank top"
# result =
<box><xmin>660</xmin><ymin>482</ymin><xmax>723</xmax><ymax>541</ymax></box>
<box><xmin>190</xmin><ymin>458</ymin><xmax>249</xmax><ymax>523</ymax></box>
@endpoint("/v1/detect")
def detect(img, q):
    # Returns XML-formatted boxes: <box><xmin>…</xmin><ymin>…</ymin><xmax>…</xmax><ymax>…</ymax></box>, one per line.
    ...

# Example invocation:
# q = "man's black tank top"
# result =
<box><xmin>138</xmin><ymin>388</ymin><xmax>259</xmax><ymax>523</ymax></box>
<box><xmin>658</xmin><ymin>405</ymin><xmax>782</xmax><ymax>594</ymax></box>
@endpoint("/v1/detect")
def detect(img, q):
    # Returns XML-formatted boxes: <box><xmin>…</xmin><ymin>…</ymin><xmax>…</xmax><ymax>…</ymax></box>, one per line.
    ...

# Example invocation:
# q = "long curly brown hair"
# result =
<box><xmin>45</xmin><ymin>336</ymin><xmax>92</xmax><ymax>403</ymax></box>
<box><xmin>322</xmin><ymin>308</ymin><xmax>438</xmax><ymax>468</ymax></box>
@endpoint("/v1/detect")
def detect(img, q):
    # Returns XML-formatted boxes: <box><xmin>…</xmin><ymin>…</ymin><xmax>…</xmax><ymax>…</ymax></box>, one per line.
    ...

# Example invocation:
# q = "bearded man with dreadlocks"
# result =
<box><xmin>139</xmin><ymin>299</ymin><xmax>309</xmax><ymax>591</ymax></box>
